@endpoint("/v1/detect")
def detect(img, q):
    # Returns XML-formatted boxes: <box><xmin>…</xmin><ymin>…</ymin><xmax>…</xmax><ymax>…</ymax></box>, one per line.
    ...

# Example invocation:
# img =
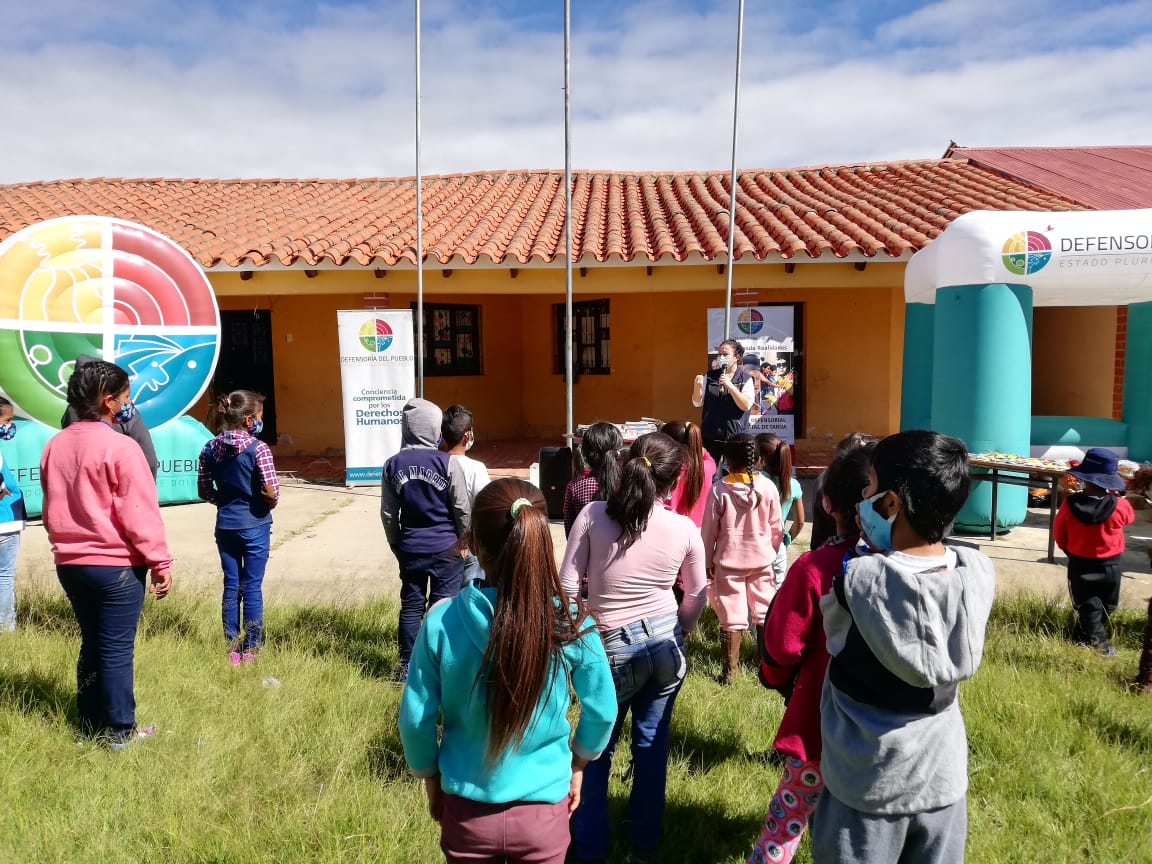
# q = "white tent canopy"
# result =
<box><xmin>904</xmin><ymin>209</ymin><xmax>1152</xmax><ymax>306</ymax></box>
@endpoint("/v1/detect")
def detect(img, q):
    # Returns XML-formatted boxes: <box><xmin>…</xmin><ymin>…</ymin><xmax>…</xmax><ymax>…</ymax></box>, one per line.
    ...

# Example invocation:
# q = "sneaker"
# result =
<box><xmin>395</xmin><ymin>663</ymin><xmax>409</xmax><ymax>685</ymax></box>
<box><xmin>240</xmin><ymin>651</ymin><xmax>257</xmax><ymax>664</ymax></box>
<box><xmin>228</xmin><ymin>651</ymin><xmax>244</xmax><ymax>666</ymax></box>
<box><xmin>106</xmin><ymin>725</ymin><xmax>157</xmax><ymax>751</ymax></box>
<box><xmin>1099</xmin><ymin>643</ymin><xmax>1119</xmax><ymax>657</ymax></box>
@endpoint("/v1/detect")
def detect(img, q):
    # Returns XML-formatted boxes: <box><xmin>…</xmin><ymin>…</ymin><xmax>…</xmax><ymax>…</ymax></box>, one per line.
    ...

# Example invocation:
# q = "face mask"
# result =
<box><xmin>464</xmin><ymin>433</ymin><xmax>474</xmax><ymax>452</ymax></box>
<box><xmin>858</xmin><ymin>492</ymin><xmax>896</xmax><ymax>551</ymax></box>
<box><xmin>250</xmin><ymin>418</ymin><xmax>264</xmax><ymax>436</ymax></box>
<box><xmin>717</xmin><ymin>354</ymin><xmax>733</xmax><ymax>369</ymax></box>
<box><xmin>0</xmin><ymin>422</ymin><xmax>14</xmax><ymax>441</ymax></box>
<box><xmin>113</xmin><ymin>399</ymin><xmax>136</xmax><ymax>423</ymax></box>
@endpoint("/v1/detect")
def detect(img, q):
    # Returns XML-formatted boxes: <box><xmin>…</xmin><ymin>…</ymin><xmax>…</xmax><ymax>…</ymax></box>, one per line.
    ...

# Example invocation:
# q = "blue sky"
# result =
<box><xmin>0</xmin><ymin>0</ymin><xmax>1149</xmax><ymax>182</ymax></box>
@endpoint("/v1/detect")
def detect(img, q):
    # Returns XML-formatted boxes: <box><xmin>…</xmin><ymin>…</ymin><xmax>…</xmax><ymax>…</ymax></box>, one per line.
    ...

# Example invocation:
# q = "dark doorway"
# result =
<box><xmin>212</xmin><ymin>310</ymin><xmax>277</xmax><ymax>443</ymax></box>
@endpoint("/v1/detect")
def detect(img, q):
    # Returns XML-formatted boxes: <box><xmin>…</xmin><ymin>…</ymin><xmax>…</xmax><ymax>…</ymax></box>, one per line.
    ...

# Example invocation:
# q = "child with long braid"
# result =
<box><xmin>701</xmin><ymin>433</ymin><xmax>782</xmax><ymax>685</ymax></box>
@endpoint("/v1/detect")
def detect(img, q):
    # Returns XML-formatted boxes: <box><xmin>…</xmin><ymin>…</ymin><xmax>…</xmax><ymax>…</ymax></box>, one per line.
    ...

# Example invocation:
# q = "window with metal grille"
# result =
<box><xmin>411</xmin><ymin>302</ymin><xmax>483</xmax><ymax>376</ymax></box>
<box><xmin>553</xmin><ymin>299</ymin><xmax>610</xmax><ymax>375</ymax></box>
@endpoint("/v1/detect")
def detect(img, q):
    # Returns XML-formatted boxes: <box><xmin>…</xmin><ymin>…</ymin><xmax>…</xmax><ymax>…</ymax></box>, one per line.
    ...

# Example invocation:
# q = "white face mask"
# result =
<box><xmin>464</xmin><ymin>432</ymin><xmax>474</xmax><ymax>451</ymax></box>
<box><xmin>717</xmin><ymin>354</ymin><xmax>734</xmax><ymax>369</ymax></box>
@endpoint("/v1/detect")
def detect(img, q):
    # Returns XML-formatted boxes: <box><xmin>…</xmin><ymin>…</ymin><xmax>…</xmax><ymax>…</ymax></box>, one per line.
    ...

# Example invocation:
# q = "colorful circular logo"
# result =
<box><xmin>1002</xmin><ymin>231</ymin><xmax>1052</xmax><ymax>275</ymax></box>
<box><xmin>0</xmin><ymin>216</ymin><xmax>220</xmax><ymax>428</ymax></box>
<box><xmin>737</xmin><ymin>308</ymin><xmax>763</xmax><ymax>335</ymax></box>
<box><xmin>359</xmin><ymin>318</ymin><xmax>394</xmax><ymax>352</ymax></box>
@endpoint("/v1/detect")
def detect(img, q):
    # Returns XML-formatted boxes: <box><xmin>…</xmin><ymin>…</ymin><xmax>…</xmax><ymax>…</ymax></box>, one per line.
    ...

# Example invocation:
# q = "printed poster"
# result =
<box><xmin>337</xmin><ymin>310</ymin><xmax>416</xmax><ymax>485</ymax></box>
<box><xmin>706</xmin><ymin>305</ymin><xmax>801</xmax><ymax>444</ymax></box>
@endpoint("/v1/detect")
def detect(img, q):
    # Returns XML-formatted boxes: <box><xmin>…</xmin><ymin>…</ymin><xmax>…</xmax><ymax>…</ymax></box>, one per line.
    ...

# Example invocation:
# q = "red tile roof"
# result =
<box><xmin>0</xmin><ymin>161</ymin><xmax>1083</xmax><ymax>269</ymax></box>
<box><xmin>945</xmin><ymin>145</ymin><xmax>1152</xmax><ymax>210</ymax></box>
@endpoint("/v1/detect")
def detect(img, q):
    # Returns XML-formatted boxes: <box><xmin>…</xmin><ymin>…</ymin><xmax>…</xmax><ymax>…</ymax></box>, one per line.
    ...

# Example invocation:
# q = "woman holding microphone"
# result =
<box><xmin>692</xmin><ymin>338</ymin><xmax>755</xmax><ymax>463</ymax></box>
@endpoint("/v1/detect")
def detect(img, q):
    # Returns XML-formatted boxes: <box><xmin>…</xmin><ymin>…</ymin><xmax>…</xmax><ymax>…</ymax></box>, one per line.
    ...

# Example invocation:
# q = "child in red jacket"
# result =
<box><xmin>747</xmin><ymin>442</ymin><xmax>872</xmax><ymax>864</ymax></box>
<box><xmin>1054</xmin><ymin>447</ymin><xmax>1134</xmax><ymax>655</ymax></box>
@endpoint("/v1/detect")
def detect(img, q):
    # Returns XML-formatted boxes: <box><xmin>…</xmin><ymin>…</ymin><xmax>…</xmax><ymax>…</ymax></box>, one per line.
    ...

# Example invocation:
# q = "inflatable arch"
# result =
<box><xmin>0</xmin><ymin>216</ymin><xmax>221</xmax><ymax>515</ymax></box>
<box><xmin>901</xmin><ymin>208</ymin><xmax>1152</xmax><ymax>532</ymax></box>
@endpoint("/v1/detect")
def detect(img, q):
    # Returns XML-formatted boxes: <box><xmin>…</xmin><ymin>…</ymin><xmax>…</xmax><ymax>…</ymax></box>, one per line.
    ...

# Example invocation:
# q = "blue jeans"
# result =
<box><xmin>57</xmin><ymin>564</ymin><xmax>147</xmax><ymax>740</ymax></box>
<box><xmin>461</xmin><ymin>551</ymin><xmax>484</xmax><ymax>586</ymax></box>
<box><xmin>397</xmin><ymin>546</ymin><xmax>465</xmax><ymax>665</ymax></box>
<box><xmin>217</xmin><ymin>524</ymin><xmax>271</xmax><ymax>651</ymax></box>
<box><xmin>572</xmin><ymin>612</ymin><xmax>688</xmax><ymax>861</ymax></box>
<box><xmin>0</xmin><ymin>532</ymin><xmax>19</xmax><ymax>631</ymax></box>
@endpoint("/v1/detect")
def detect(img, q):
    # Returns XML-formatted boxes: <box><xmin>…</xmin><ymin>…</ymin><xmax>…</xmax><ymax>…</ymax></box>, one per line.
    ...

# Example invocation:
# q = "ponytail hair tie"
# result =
<box><xmin>641</xmin><ymin>456</ymin><xmax>651</xmax><ymax>467</ymax></box>
<box><xmin>509</xmin><ymin>497</ymin><xmax>533</xmax><ymax>519</ymax></box>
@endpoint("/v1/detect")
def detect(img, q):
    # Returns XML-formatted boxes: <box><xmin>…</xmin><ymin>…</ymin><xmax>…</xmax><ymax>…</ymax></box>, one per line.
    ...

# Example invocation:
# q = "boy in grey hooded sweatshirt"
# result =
<box><xmin>380</xmin><ymin>398</ymin><xmax>471</xmax><ymax>681</ymax></box>
<box><xmin>811</xmin><ymin>430</ymin><xmax>995</xmax><ymax>864</ymax></box>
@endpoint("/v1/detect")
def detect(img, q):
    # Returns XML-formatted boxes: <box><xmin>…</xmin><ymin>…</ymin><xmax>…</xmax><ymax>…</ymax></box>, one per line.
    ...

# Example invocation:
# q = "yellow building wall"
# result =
<box><xmin>198</xmin><ymin>263</ymin><xmax>908</xmax><ymax>454</ymax></box>
<box><xmin>1032</xmin><ymin>306</ymin><xmax>1117</xmax><ymax>417</ymax></box>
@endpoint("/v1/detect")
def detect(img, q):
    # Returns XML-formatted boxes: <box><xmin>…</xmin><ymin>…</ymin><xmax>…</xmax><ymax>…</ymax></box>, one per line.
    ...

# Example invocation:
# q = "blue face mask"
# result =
<box><xmin>858</xmin><ymin>492</ymin><xmax>896</xmax><ymax>551</ymax></box>
<box><xmin>112</xmin><ymin>399</ymin><xmax>136</xmax><ymax>424</ymax></box>
<box><xmin>250</xmin><ymin>418</ymin><xmax>264</xmax><ymax>436</ymax></box>
<box><xmin>0</xmin><ymin>422</ymin><xmax>15</xmax><ymax>441</ymax></box>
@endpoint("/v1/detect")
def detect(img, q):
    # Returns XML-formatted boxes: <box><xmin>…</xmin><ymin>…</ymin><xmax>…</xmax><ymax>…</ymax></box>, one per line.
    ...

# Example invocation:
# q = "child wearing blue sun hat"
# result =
<box><xmin>1053</xmin><ymin>447</ymin><xmax>1134</xmax><ymax>655</ymax></box>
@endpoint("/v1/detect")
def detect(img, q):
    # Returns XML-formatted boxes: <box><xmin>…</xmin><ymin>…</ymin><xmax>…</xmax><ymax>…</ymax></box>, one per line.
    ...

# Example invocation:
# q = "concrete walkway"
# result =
<box><xmin>15</xmin><ymin>479</ymin><xmax>1152</xmax><ymax>609</ymax></box>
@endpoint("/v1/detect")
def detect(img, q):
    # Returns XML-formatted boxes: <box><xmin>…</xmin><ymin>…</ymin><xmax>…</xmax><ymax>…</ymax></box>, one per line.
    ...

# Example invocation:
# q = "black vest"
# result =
<box><xmin>700</xmin><ymin>365</ymin><xmax>751</xmax><ymax>443</ymax></box>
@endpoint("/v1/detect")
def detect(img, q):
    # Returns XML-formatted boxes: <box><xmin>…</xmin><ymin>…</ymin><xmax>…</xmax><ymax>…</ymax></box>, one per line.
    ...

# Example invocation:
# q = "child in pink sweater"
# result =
<box><xmin>701</xmin><ymin>433</ymin><xmax>782</xmax><ymax>685</ymax></box>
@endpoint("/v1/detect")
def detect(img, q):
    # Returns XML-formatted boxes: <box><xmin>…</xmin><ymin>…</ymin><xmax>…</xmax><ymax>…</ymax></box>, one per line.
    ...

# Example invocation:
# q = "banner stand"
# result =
<box><xmin>337</xmin><ymin>310</ymin><xmax>416</xmax><ymax>486</ymax></box>
<box><xmin>706</xmin><ymin>304</ymin><xmax>801</xmax><ymax>444</ymax></box>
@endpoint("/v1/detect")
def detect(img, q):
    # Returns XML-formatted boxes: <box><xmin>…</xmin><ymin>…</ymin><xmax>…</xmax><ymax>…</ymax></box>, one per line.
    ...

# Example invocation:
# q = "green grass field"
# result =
<box><xmin>2</xmin><ymin>592</ymin><xmax>1151</xmax><ymax>863</ymax></box>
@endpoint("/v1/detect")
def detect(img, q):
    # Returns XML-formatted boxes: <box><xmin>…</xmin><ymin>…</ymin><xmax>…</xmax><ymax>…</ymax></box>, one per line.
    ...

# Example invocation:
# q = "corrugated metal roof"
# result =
<box><xmin>946</xmin><ymin>145</ymin><xmax>1152</xmax><ymax>210</ymax></box>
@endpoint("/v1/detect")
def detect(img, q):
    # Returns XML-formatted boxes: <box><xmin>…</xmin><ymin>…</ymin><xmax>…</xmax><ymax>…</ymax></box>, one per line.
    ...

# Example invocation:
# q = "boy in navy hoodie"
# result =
<box><xmin>1053</xmin><ymin>447</ymin><xmax>1134</xmax><ymax>655</ymax></box>
<box><xmin>812</xmin><ymin>430</ymin><xmax>995</xmax><ymax>864</ymax></box>
<box><xmin>381</xmin><ymin>398</ymin><xmax>471</xmax><ymax>681</ymax></box>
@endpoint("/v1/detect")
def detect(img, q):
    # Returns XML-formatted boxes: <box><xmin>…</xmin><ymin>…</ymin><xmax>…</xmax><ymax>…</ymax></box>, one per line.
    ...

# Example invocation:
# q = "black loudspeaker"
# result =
<box><xmin>538</xmin><ymin>446</ymin><xmax>573</xmax><ymax>520</ymax></box>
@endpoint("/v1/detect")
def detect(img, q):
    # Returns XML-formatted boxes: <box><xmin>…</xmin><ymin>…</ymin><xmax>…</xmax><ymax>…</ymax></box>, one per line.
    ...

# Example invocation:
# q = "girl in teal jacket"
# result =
<box><xmin>399</xmin><ymin>478</ymin><xmax>616</xmax><ymax>864</ymax></box>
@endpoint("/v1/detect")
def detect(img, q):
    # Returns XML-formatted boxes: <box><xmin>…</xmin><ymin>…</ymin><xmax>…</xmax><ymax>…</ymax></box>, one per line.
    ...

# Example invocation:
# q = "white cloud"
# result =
<box><xmin>0</xmin><ymin>0</ymin><xmax>1149</xmax><ymax>183</ymax></box>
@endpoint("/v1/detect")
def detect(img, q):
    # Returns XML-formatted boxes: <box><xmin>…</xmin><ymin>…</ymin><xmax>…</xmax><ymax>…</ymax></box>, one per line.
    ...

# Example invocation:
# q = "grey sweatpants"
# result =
<box><xmin>810</xmin><ymin>790</ymin><xmax>967</xmax><ymax>864</ymax></box>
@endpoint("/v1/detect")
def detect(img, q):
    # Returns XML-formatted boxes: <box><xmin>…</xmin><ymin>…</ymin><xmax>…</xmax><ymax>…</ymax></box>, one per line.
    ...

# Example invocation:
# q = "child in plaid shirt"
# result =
<box><xmin>198</xmin><ymin>390</ymin><xmax>279</xmax><ymax>664</ymax></box>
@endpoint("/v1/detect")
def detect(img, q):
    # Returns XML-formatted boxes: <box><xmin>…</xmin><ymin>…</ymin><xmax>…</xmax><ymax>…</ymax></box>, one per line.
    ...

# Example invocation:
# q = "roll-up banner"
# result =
<box><xmin>706</xmin><ymin>305</ymin><xmax>800</xmax><ymax>444</ymax></box>
<box><xmin>337</xmin><ymin>310</ymin><xmax>416</xmax><ymax>486</ymax></box>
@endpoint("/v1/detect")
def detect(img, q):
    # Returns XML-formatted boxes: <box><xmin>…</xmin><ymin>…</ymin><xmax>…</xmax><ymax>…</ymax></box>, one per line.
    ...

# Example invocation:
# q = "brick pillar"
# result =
<box><xmin>1114</xmin><ymin>306</ymin><xmax>1128</xmax><ymax>421</ymax></box>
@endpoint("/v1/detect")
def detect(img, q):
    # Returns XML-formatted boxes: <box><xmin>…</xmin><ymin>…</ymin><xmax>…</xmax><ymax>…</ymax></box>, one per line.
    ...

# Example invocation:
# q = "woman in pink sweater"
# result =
<box><xmin>560</xmin><ymin>432</ymin><xmax>708</xmax><ymax>863</ymax></box>
<box><xmin>40</xmin><ymin>360</ymin><xmax>173</xmax><ymax>750</ymax></box>
<box><xmin>701</xmin><ymin>434</ymin><xmax>782</xmax><ymax>685</ymax></box>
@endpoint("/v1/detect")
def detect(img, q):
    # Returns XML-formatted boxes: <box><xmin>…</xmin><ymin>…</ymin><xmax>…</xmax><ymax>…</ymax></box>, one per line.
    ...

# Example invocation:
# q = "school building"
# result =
<box><xmin>1</xmin><ymin>145</ymin><xmax>1149</xmax><ymax>459</ymax></box>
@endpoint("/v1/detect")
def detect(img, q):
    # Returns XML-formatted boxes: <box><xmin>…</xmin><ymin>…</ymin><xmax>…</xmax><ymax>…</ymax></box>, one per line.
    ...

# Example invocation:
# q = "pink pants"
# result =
<box><xmin>747</xmin><ymin>757</ymin><xmax>823</xmax><ymax>864</ymax></box>
<box><xmin>708</xmin><ymin>565</ymin><xmax>776</xmax><ymax>631</ymax></box>
<box><xmin>440</xmin><ymin>793</ymin><xmax>571</xmax><ymax>864</ymax></box>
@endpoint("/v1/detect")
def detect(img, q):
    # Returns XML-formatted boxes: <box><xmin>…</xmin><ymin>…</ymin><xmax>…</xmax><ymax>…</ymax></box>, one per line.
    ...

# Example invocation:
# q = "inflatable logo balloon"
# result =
<box><xmin>0</xmin><ymin>216</ymin><xmax>220</xmax><ymax>427</ymax></box>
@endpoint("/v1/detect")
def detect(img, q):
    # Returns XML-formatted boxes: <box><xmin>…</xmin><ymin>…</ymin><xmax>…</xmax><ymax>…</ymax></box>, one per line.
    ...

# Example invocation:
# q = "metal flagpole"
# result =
<box><xmin>564</xmin><ymin>0</ymin><xmax>574</xmax><ymax>440</ymax></box>
<box><xmin>415</xmin><ymin>0</ymin><xmax>425</xmax><ymax>397</ymax></box>
<box><xmin>723</xmin><ymin>0</ymin><xmax>745</xmax><ymax>339</ymax></box>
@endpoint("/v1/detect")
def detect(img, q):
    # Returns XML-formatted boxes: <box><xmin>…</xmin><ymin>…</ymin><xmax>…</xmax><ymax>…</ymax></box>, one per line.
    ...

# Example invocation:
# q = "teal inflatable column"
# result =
<box><xmin>1123</xmin><ymin>302</ymin><xmax>1152</xmax><ymax>461</ymax></box>
<box><xmin>931</xmin><ymin>284</ymin><xmax>1033</xmax><ymax>533</ymax></box>
<box><xmin>901</xmin><ymin>303</ymin><xmax>935</xmax><ymax>431</ymax></box>
<box><xmin>0</xmin><ymin>415</ymin><xmax>212</xmax><ymax>517</ymax></box>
